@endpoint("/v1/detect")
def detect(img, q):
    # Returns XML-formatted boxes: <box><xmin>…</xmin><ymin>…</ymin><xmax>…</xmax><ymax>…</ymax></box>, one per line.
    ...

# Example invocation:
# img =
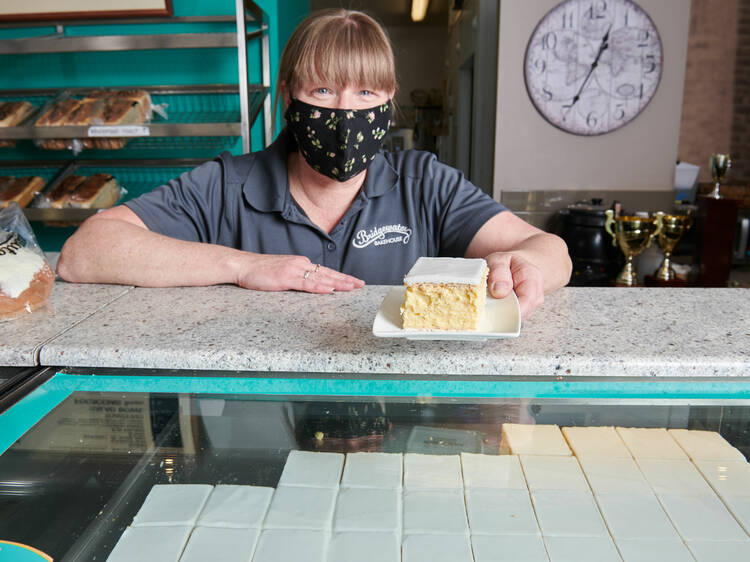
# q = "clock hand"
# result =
<box><xmin>564</xmin><ymin>24</ymin><xmax>612</xmax><ymax>117</ymax></box>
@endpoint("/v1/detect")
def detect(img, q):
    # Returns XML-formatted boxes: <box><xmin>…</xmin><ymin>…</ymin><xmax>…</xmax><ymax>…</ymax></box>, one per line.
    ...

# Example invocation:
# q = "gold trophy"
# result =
<box><xmin>654</xmin><ymin>211</ymin><xmax>693</xmax><ymax>282</ymax></box>
<box><xmin>709</xmin><ymin>153</ymin><xmax>731</xmax><ymax>199</ymax></box>
<box><xmin>605</xmin><ymin>210</ymin><xmax>662</xmax><ymax>286</ymax></box>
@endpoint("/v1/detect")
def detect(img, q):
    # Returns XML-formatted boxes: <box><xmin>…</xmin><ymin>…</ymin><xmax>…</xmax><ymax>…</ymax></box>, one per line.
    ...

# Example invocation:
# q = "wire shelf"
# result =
<box><xmin>0</xmin><ymin>161</ymin><xmax>65</xmax><ymax>183</ymax></box>
<box><xmin>151</xmin><ymin>91</ymin><xmax>241</xmax><ymax>123</ymax></box>
<box><xmin>0</xmin><ymin>158</ymin><xmax>205</xmax><ymax>223</ymax></box>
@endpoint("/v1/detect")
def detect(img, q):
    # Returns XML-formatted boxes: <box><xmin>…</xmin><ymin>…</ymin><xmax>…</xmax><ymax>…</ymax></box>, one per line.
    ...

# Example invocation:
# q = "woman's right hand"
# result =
<box><xmin>231</xmin><ymin>253</ymin><xmax>365</xmax><ymax>294</ymax></box>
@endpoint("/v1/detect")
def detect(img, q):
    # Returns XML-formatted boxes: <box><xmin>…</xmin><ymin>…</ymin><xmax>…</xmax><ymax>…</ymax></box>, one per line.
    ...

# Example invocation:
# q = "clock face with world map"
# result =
<box><xmin>524</xmin><ymin>0</ymin><xmax>663</xmax><ymax>136</ymax></box>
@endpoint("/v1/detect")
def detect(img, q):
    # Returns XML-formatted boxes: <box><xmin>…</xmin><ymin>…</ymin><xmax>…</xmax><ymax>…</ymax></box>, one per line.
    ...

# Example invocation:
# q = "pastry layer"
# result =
<box><xmin>501</xmin><ymin>423</ymin><xmax>572</xmax><ymax>456</ymax></box>
<box><xmin>401</xmin><ymin>257</ymin><xmax>488</xmax><ymax>331</ymax></box>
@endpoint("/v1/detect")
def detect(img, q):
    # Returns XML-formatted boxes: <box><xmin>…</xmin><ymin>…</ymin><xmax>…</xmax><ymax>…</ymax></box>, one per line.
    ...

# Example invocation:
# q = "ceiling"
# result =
<box><xmin>310</xmin><ymin>0</ymin><xmax>451</xmax><ymax>26</ymax></box>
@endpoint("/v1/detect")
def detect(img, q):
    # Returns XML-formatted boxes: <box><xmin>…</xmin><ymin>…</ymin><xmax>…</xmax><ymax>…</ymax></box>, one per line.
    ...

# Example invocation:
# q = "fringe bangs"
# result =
<box><xmin>282</xmin><ymin>10</ymin><xmax>397</xmax><ymax>94</ymax></box>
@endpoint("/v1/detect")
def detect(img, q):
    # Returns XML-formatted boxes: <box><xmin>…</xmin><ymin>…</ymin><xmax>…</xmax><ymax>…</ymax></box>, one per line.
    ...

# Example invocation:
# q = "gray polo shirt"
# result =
<box><xmin>125</xmin><ymin>129</ymin><xmax>506</xmax><ymax>284</ymax></box>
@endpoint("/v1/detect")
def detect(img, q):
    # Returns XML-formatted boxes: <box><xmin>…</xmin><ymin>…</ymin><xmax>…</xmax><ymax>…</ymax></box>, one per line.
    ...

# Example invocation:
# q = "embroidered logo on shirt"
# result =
<box><xmin>352</xmin><ymin>224</ymin><xmax>412</xmax><ymax>248</ymax></box>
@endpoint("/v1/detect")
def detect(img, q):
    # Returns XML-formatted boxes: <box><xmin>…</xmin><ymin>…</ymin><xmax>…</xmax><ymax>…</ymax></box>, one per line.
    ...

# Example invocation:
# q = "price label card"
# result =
<box><xmin>87</xmin><ymin>125</ymin><xmax>150</xmax><ymax>137</ymax></box>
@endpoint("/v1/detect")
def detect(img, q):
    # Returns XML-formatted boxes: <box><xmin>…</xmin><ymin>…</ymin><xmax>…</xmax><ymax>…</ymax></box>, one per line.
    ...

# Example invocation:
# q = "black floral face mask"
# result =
<box><xmin>284</xmin><ymin>98</ymin><xmax>392</xmax><ymax>182</ymax></box>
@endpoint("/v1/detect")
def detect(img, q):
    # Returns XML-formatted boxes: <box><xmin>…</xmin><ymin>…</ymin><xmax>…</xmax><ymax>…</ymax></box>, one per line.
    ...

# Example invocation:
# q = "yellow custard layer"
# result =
<box><xmin>401</xmin><ymin>274</ymin><xmax>487</xmax><ymax>331</ymax></box>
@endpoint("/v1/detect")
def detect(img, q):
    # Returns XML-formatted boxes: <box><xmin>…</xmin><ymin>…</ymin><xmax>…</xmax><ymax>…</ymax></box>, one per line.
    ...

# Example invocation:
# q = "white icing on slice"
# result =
<box><xmin>0</xmin><ymin>244</ymin><xmax>45</xmax><ymax>299</ymax></box>
<box><xmin>333</xmin><ymin>487</ymin><xmax>401</xmax><ymax>532</ymax></box>
<box><xmin>402</xmin><ymin>534</ymin><xmax>474</xmax><ymax>562</ymax></box>
<box><xmin>180</xmin><ymin>527</ymin><xmax>259</xmax><ymax>562</ymax></box>
<box><xmin>616</xmin><ymin>427</ymin><xmax>688</xmax><ymax>459</ymax></box>
<box><xmin>501</xmin><ymin>423</ymin><xmax>572</xmax><ymax>456</ymax></box>
<box><xmin>328</xmin><ymin>532</ymin><xmax>400</xmax><ymax>562</ymax></box>
<box><xmin>464</xmin><ymin>488</ymin><xmax>539</xmax><ymax>535</ymax></box>
<box><xmin>615</xmin><ymin>538</ymin><xmax>695</xmax><ymax>562</ymax></box>
<box><xmin>131</xmin><ymin>484</ymin><xmax>213</xmax><ymax>527</ymax></box>
<box><xmin>562</xmin><ymin>426</ymin><xmax>632</xmax><ymax>458</ymax></box>
<box><xmin>723</xmin><ymin>496</ymin><xmax>750</xmax><ymax>534</ymax></box>
<box><xmin>530</xmin><ymin>491</ymin><xmax>608</xmax><ymax>537</ymax></box>
<box><xmin>196</xmin><ymin>485</ymin><xmax>273</xmax><ymax>528</ymax></box>
<box><xmin>340</xmin><ymin>452</ymin><xmax>403</xmax><ymax>489</ymax></box>
<box><xmin>460</xmin><ymin>453</ymin><xmax>527</xmax><ymax>490</ymax></box>
<box><xmin>402</xmin><ymin>489</ymin><xmax>469</xmax><ymax>535</ymax></box>
<box><xmin>659</xmin><ymin>493</ymin><xmax>748</xmax><ymax>541</ymax></box>
<box><xmin>595</xmin><ymin>493</ymin><xmax>680</xmax><ymax>540</ymax></box>
<box><xmin>636</xmin><ymin>459</ymin><xmax>714</xmax><ymax>496</ymax></box>
<box><xmin>668</xmin><ymin>429</ymin><xmax>746</xmax><ymax>461</ymax></box>
<box><xmin>695</xmin><ymin>460</ymin><xmax>750</xmax><ymax>498</ymax></box>
<box><xmin>520</xmin><ymin>455</ymin><xmax>589</xmax><ymax>492</ymax></box>
<box><xmin>543</xmin><ymin>536</ymin><xmax>621</xmax><ymax>562</ymax></box>
<box><xmin>687</xmin><ymin>540</ymin><xmax>750</xmax><ymax>562</ymax></box>
<box><xmin>471</xmin><ymin>535</ymin><xmax>549</xmax><ymax>562</ymax></box>
<box><xmin>253</xmin><ymin>530</ymin><xmax>328</xmax><ymax>562</ymax></box>
<box><xmin>262</xmin><ymin>486</ymin><xmax>337</xmax><ymax>530</ymax></box>
<box><xmin>404</xmin><ymin>257</ymin><xmax>487</xmax><ymax>285</ymax></box>
<box><xmin>106</xmin><ymin>525</ymin><xmax>192</xmax><ymax>562</ymax></box>
<box><xmin>404</xmin><ymin>453</ymin><xmax>463</xmax><ymax>489</ymax></box>
<box><xmin>278</xmin><ymin>450</ymin><xmax>344</xmax><ymax>488</ymax></box>
<box><xmin>578</xmin><ymin>457</ymin><xmax>652</xmax><ymax>495</ymax></box>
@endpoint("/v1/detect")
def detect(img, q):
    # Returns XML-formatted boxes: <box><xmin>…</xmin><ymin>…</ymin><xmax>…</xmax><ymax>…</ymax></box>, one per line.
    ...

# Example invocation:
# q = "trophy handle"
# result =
<box><xmin>647</xmin><ymin>212</ymin><xmax>664</xmax><ymax>248</ymax></box>
<box><xmin>604</xmin><ymin>210</ymin><xmax>617</xmax><ymax>246</ymax></box>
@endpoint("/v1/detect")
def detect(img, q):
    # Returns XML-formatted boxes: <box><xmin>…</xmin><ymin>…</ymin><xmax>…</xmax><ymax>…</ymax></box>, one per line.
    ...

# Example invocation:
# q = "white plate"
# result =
<box><xmin>372</xmin><ymin>286</ymin><xmax>521</xmax><ymax>341</ymax></box>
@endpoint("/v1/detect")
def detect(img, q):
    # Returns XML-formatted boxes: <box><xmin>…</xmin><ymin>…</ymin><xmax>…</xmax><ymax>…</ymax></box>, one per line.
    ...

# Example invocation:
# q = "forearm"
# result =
<box><xmin>58</xmin><ymin>217</ymin><xmax>241</xmax><ymax>287</ymax></box>
<box><xmin>499</xmin><ymin>232</ymin><xmax>572</xmax><ymax>292</ymax></box>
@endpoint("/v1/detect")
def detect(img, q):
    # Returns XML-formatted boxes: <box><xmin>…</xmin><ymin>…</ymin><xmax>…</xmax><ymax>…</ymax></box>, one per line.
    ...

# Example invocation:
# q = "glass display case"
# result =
<box><xmin>0</xmin><ymin>369</ymin><xmax>749</xmax><ymax>561</ymax></box>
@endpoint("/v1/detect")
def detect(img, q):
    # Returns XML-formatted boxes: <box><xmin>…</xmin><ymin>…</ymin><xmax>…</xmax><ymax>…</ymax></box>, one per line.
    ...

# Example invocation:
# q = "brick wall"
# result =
<box><xmin>678</xmin><ymin>0</ymin><xmax>739</xmax><ymax>182</ymax></box>
<box><xmin>730</xmin><ymin>0</ymin><xmax>750</xmax><ymax>182</ymax></box>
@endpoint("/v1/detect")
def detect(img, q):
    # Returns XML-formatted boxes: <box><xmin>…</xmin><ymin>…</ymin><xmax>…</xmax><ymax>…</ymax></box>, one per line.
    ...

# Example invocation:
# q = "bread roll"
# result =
<box><xmin>0</xmin><ymin>235</ymin><xmax>54</xmax><ymax>320</ymax></box>
<box><xmin>68</xmin><ymin>173</ymin><xmax>119</xmax><ymax>208</ymax></box>
<box><xmin>0</xmin><ymin>176</ymin><xmax>45</xmax><ymax>209</ymax></box>
<box><xmin>46</xmin><ymin>175</ymin><xmax>86</xmax><ymax>208</ymax></box>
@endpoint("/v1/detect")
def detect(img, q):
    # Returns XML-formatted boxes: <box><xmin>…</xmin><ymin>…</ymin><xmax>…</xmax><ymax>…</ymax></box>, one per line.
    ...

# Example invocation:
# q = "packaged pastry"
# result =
<box><xmin>0</xmin><ymin>202</ymin><xmax>55</xmax><ymax>321</ymax></box>
<box><xmin>42</xmin><ymin>175</ymin><xmax>86</xmax><ymax>209</ymax></box>
<box><xmin>0</xmin><ymin>176</ymin><xmax>45</xmax><ymax>209</ymax></box>
<box><xmin>92</xmin><ymin>96</ymin><xmax>146</xmax><ymax>150</ymax></box>
<box><xmin>35</xmin><ymin>98</ymin><xmax>81</xmax><ymax>150</ymax></box>
<box><xmin>0</xmin><ymin>101</ymin><xmax>35</xmax><ymax>148</ymax></box>
<box><xmin>67</xmin><ymin>173</ymin><xmax>120</xmax><ymax>209</ymax></box>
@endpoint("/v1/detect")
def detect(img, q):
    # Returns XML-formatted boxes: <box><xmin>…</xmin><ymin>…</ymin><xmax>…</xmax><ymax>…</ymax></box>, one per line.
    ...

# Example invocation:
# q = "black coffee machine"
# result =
<box><xmin>556</xmin><ymin>199</ymin><xmax>624</xmax><ymax>286</ymax></box>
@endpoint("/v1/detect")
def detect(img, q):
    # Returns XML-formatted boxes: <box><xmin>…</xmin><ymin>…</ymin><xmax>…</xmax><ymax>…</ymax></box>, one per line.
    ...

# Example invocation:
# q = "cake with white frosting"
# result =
<box><xmin>400</xmin><ymin>257</ymin><xmax>489</xmax><ymax>331</ymax></box>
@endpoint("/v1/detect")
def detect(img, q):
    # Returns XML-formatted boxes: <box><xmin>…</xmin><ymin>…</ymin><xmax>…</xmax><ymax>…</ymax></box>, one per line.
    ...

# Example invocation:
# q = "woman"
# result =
<box><xmin>57</xmin><ymin>10</ymin><xmax>571</xmax><ymax>317</ymax></box>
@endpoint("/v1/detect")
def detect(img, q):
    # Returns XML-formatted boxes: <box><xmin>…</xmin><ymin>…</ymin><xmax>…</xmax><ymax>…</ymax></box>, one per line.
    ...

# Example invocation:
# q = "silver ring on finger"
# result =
<box><xmin>303</xmin><ymin>270</ymin><xmax>311</xmax><ymax>280</ymax></box>
<box><xmin>313</xmin><ymin>263</ymin><xmax>321</xmax><ymax>273</ymax></box>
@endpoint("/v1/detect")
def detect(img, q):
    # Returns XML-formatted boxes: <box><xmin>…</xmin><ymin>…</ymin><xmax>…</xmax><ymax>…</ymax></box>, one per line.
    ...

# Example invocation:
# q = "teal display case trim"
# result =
<box><xmin>0</xmin><ymin>376</ymin><xmax>84</xmax><ymax>456</ymax></box>
<box><xmin>2</xmin><ymin>372</ymin><xmax>750</xmax><ymax>456</ymax></box>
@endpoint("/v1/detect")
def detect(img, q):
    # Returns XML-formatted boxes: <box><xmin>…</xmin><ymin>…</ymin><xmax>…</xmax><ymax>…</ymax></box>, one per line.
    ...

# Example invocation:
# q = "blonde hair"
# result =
<box><xmin>276</xmin><ymin>9</ymin><xmax>397</xmax><ymax>114</ymax></box>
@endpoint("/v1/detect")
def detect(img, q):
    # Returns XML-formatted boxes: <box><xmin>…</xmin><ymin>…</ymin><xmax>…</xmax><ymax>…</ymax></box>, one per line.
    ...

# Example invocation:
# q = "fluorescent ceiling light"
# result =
<box><xmin>411</xmin><ymin>0</ymin><xmax>429</xmax><ymax>22</ymax></box>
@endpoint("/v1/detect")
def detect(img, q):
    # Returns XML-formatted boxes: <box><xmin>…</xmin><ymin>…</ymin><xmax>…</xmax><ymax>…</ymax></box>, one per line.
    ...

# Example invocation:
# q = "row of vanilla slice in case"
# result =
<box><xmin>0</xmin><ymin>173</ymin><xmax>120</xmax><ymax>210</ymax></box>
<box><xmin>0</xmin><ymin>89</ymin><xmax>155</xmax><ymax>150</ymax></box>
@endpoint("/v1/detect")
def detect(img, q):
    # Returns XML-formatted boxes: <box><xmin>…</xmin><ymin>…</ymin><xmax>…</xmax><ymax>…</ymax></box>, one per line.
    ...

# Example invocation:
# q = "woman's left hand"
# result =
<box><xmin>485</xmin><ymin>252</ymin><xmax>545</xmax><ymax>318</ymax></box>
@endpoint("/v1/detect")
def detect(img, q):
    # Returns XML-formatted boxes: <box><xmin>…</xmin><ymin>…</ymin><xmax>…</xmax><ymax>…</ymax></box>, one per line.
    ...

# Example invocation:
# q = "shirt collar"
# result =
<box><xmin>241</xmin><ymin>128</ymin><xmax>399</xmax><ymax>212</ymax></box>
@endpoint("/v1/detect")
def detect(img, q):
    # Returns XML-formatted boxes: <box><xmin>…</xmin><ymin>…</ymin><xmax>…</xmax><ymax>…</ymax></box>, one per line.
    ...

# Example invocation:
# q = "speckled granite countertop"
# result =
<box><xmin>34</xmin><ymin>284</ymin><xmax>750</xmax><ymax>378</ymax></box>
<box><xmin>1</xmin><ymin>282</ymin><xmax>132</xmax><ymax>367</ymax></box>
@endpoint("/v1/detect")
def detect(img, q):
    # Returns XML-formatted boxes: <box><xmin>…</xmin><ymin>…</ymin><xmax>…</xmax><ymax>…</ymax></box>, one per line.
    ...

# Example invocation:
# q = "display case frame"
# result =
<box><xmin>0</xmin><ymin>367</ymin><xmax>749</xmax><ymax>561</ymax></box>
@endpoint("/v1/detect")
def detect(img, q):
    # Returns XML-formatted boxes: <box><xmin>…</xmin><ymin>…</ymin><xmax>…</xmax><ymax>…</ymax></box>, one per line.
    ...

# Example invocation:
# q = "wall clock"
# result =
<box><xmin>524</xmin><ymin>0</ymin><xmax>663</xmax><ymax>136</ymax></box>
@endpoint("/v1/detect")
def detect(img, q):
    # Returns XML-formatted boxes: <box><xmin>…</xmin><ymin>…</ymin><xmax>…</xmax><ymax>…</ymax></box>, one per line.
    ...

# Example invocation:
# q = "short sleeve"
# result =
<box><xmin>124</xmin><ymin>160</ymin><xmax>224</xmax><ymax>244</ymax></box>
<box><xmin>424</xmin><ymin>155</ymin><xmax>507</xmax><ymax>256</ymax></box>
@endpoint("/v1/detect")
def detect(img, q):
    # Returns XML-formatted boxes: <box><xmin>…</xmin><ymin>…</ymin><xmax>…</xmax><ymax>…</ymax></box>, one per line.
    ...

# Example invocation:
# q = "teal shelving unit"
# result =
<box><xmin>0</xmin><ymin>0</ymin><xmax>310</xmax><ymax>251</ymax></box>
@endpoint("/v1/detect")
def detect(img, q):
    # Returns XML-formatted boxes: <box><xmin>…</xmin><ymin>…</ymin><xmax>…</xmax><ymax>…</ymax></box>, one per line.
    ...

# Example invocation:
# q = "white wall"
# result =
<box><xmin>493</xmin><ymin>0</ymin><xmax>692</xmax><ymax>197</ymax></box>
